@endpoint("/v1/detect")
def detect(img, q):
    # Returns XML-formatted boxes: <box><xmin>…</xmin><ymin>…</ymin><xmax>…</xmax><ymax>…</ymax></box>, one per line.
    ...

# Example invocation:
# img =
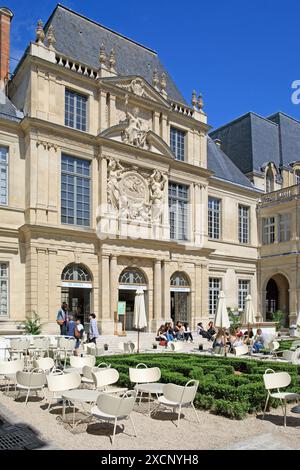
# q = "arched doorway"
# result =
<box><xmin>170</xmin><ymin>272</ymin><xmax>191</xmax><ymax>324</ymax></box>
<box><xmin>61</xmin><ymin>264</ymin><xmax>93</xmax><ymax>324</ymax></box>
<box><xmin>118</xmin><ymin>268</ymin><xmax>147</xmax><ymax>331</ymax></box>
<box><xmin>265</xmin><ymin>274</ymin><xmax>290</xmax><ymax>327</ymax></box>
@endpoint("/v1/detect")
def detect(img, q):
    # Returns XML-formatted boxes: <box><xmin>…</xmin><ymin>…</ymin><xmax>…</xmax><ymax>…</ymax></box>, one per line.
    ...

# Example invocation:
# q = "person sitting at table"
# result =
<box><xmin>212</xmin><ymin>329</ymin><xmax>225</xmax><ymax>351</ymax></box>
<box><xmin>244</xmin><ymin>328</ymin><xmax>254</xmax><ymax>345</ymax></box>
<box><xmin>252</xmin><ymin>328</ymin><xmax>265</xmax><ymax>353</ymax></box>
<box><xmin>207</xmin><ymin>322</ymin><xmax>217</xmax><ymax>339</ymax></box>
<box><xmin>164</xmin><ymin>322</ymin><xmax>175</xmax><ymax>342</ymax></box>
<box><xmin>174</xmin><ymin>321</ymin><xmax>185</xmax><ymax>340</ymax></box>
<box><xmin>197</xmin><ymin>323</ymin><xmax>214</xmax><ymax>341</ymax></box>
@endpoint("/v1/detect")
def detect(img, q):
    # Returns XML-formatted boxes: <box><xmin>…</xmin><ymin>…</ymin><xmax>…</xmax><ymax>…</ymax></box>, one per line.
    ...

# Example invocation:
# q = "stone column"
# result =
<box><xmin>98</xmin><ymin>90</ymin><xmax>107</xmax><ymax>133</ymax></box>
<box><xmin>37</xmin><ymin>248</ymin><xmax>47</xmax><ymax>321</ymax></box>
<box><xmin>36</xmin><ymin>142</ymin><xmax>48</xmax><ymax>224</ymax></box>
<box><xmin>163</xmin><ymin>260</ymin><xmax>171</xmax><ymax>321</ymax></box>
<box><xmin>48</xmin><ymin>145</ymin><xmax>58</xmax><ymax>225</ymax></box>
<box><xmin>161</xmin><ymin>113</ymin><xmax>168</xmax><ymax>142</ymax></box>
<box><xmin>153</xmin><ymin>111</ymin><xmax>160</xmax><ymax>134</ymax></box>
<box><xmin>99</xmin><ymin>254</ymin><xmax>113</xmax><ymax>334</ymax></box>
<box><xmin>109</xmin><ymin>94</ymin><xmax>117</xmax><ymax>127</ymax></box>
<box><xmin>153</xmin><ymin>260</ymin><xmax>162</xmax><ymax>330</ymax></box>
<box><xmin>48</xmin><ymin>249</ymin><xmax>58</xmax><ymax>326</ymax></box>
<box><xmin>194</xmin><ymin>184</ymin><xmax>202</xmax><ymax>246</ymax></box>
<box><xmin>110</xmin><ymin>255</ymin><xmax>118</xmax><ymax>320</ymax></box>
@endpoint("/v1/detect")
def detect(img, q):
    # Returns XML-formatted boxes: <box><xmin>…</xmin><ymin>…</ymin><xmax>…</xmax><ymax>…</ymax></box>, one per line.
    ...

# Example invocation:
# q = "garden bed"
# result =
<box><xmin>96</xmin><ymin>354</ymin><xmax>300</xmax><ymax>420</ymax></box>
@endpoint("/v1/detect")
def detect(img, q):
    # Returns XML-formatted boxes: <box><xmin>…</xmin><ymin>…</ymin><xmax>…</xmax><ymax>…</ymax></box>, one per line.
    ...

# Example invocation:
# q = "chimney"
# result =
<box><xmin>0</xmin><ymin>7</ymin><xmax>13</xmax><ymax>90</ymax></box>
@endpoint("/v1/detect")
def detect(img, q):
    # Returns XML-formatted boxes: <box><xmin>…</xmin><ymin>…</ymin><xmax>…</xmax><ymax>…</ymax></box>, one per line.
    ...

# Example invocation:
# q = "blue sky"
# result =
<box><xmin>6</xmin><ymin>0</ymin><xmax>300</xmax><ymax>129</ymax></box>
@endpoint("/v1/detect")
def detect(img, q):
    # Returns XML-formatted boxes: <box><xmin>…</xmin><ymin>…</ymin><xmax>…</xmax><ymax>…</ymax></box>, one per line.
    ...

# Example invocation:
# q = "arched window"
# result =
<box><xmin>119</xmin><ymin>268</ymin><xmax>146</xmax><ymax>285</ymax></box>
<box><xmin>62</xmin><ymin>264</ymin><xmax>92</xmax><ymax>282</ymax></box>
<box><xmin>170</xmin><ymin>272</ymin><xmax>190</xmax><ymax>287</ymax></box>
<box><xmin>266</xmin><ymin>167</ymin><xmax>274</xmax><ymax>193</ymax></box>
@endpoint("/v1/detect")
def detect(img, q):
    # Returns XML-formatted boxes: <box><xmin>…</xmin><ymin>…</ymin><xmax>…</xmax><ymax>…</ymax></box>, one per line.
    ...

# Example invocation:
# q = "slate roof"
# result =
<box><xmin>268</xmin><ymin>112</ymin><xmax>300</xmax><ymax>166</ymax></box>
<box><xmin>209</xmin><ymin>112</ymin><xmax>281</xmax><ymax>174</ymax></box>
<box><xmin>44</xmin><ymin>4</ymin><xmax>186</xmax><ymax>104</ymax></box>
<box><xmin>207</xmin><ymin>137</ymin><xmax>255</xmax><ymax>189</ymax></box>
<box><xmin>0</xmin><ymin>90</ymin><xmax>23</xmax><ymax>121</ymax></box>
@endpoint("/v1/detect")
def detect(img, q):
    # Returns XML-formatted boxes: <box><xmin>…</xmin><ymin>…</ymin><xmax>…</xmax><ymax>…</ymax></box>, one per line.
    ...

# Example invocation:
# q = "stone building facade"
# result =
<box><xmin>0</xmin><ymin>4</ymin><xmax>296</xmax><ymax>334</ymax></box>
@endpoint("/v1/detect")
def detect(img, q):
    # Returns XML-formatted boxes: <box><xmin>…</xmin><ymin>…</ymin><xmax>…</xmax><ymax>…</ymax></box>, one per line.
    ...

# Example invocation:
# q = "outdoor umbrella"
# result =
<box><xmin>214</xmin><ymin>291</ymin><xmax>231</xmax><ymax>356</ymax></box>
<box><xmin>297</xmin><ymin>310</ymin><xmax>300</xmax><ymax>329</ymax></box>
<box><xmin>133</xmin><ymin>287</ymin><xmax>147</xmax><ymax>353</ymax></box>
<box><xmin>242</xmin><ymin>294</ymin><xmax>256</xmax><ymax>334</ymax></box>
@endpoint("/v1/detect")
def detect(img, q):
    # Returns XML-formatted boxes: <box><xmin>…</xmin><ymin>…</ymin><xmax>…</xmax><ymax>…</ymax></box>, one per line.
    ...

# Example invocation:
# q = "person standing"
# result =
<box><xmin>89</xmin><ymin>314</ymin><xmax>99</xmax><ymax>344</ymax></box>
<box><xmin>67</xmin><ymin>314</ymin><xmax>76</xmax><ymax>337</ymax></box>
<box><xmin>56</xmin><ymin>302</ymin><xmax>69</xmax><ymax>336</ymax></box>
<box><xmin>74</xmin><ymin>317</ymin><xmax>84</xmax><ymax>356</ymax></box>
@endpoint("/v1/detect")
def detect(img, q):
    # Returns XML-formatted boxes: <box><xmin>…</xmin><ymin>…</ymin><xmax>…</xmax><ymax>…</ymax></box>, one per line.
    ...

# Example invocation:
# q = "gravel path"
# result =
<box><xmin>0</xmin><ymin>387</ymin><xmax>299</xmax><ymax>450</ymax></box>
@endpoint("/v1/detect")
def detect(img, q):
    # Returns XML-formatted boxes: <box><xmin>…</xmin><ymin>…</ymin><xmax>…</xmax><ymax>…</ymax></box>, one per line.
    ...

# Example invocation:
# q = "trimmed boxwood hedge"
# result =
<box><xmin>96</xmin><ymin>354</ymin><xmax>300</xmax><ymax>420</ymax></box>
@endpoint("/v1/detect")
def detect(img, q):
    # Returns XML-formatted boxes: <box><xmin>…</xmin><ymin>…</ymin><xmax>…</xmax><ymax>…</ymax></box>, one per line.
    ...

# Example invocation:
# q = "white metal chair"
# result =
<box><xmin>129</xmin><ymin>364</ymin><xmax>161</xmax><ymax>404</ymax></box>
<box><xmin>168</xmin><ymin>341</ymin><xmax>184</xmax><ymax>352</ymax></box>
<box><xmin>119</xmin><ymin>342</ymin><xmax>137</xmax><ymax>354</ymax></box>
<box><xmin>69</xmin><ymin>355</ymin><xmax>96</xmax><ymax>369</ymax></box>
<box><xmin>91</xmin><ymin>391</ymin><xmax>137</xmax><ymax>444</ymax></box>
<box><xmin>16</xmin><ymin>369</ymin><xmax>47</xmax><ymax>405</ymax></box>
<box><xmin>46</xmin><ymin>371</ymin><xmax>81</xmax><ymax>410</ymax></box>
<box><xmin>33</xmin><ymin>357</ymin><xmax>55</xmax><ymax>373</ymax></box>
<box><xmin>31</xmin><ymin>337</ymin><xmax>50</xmax><ymax>359</ymax></box>
<box><xmin>282</xmin><ymin>348</ymin><xmax>300</xmax><ymax>364</ymax></box>
<box><xmin>56</xmin><ymin>337</ymin><xmax>76</xmax><ymax>368</ymax></box>
<box><xmin>151</xmin><ymin>380</ymin><xmax>200</xmax><ymax>427</ymax></box>
<box><xmin>92</xmin><ymin>368</ymin><xmax>127</xmax><ymax>395</ymax></box>
<box><xmin>0</xmin><ymin>359</ymin><xmax>24</xmax><ymax>393</ymax></box>
<box><xmin>9</xmin><ymin>338</ymin><xmax>30</xmax><ymax>360</ymax></box>
<box><xmin>82</xmin><ymin>363</ymin><xmax>111</xmax><ymax>387</ymax></box>
<box><xmin>233</xmin><ymin>344</ymin><xmax>249</xmax><ymax>357</ymax></box>
<box><xmin>263</xmin><ymin>369</ymin><xmax>300</xmax><ymax>427</ymax></box>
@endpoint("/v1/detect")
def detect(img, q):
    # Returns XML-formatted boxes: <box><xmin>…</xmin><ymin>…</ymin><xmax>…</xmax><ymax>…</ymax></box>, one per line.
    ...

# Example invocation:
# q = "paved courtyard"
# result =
<box><xmin>0</xmin><ymin>380</ymin><xmax>299</xmax><ymax>450</ymax></box>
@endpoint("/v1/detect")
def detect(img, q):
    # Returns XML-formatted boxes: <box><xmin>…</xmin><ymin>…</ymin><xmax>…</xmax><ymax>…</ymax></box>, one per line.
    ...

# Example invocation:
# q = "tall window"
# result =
<box><xmin>208</xmin><ymin>197</ymin><xmax>221</xmax><ymax>239</ymax></box>
<box><xmin>170</xmin><ymin>127</ymin><xmax>185</xmax><ymax>161</ymax></box>
<box><xmin>266</xmin><ymin>168</ymin><xmax>274</xmax><ymax>193</ymax></box>
<box><xmin>61</xmin><ymin>155</ymin><xmax>91</xmax><ymax>227</ymax></box>
<box><xmin>169</xmin><ymin>183</ymin><xmax>189</xmax><ymax>241</ymax></box>
<box><xmin>262</xmin><ymin>217</ymin><xmax>275</xmax><ymax>244</ymax></box>
<box><xmin>239</xmin><ymin>205</ymin><xmax>250</xmax><ymax>244</ymax></box>
<box><xmin>209</xmin><ymin>278</ymin><xmax>221</xmax><ymax>317</ymax></box>
<box><xmin>0</xmin><ymin>263</ymin><xmax>8</xmax><ymax>317</ymax></box>
<box><xmin>278</xmin><ymin>213</ymin><xmax>291</xmax><ymax>243</ymax></box>
<box><xmin>238</xmin><ymin>280</ymin><xmax>250</xmax><ymax>310</ymax></box>
<box><xmin>295</xmin><ymin>170</ymin><xmax>300</xmax><ymax>185</ymax></box>
<box><xmin>65</xmin><ymin>89</ymin><xmax>87</xmax><ymax>131</ymax></box>
<box><xmin>0</xmin><ymin>147</ymin><xmax>8</xmax><ymax>205</ymax></box>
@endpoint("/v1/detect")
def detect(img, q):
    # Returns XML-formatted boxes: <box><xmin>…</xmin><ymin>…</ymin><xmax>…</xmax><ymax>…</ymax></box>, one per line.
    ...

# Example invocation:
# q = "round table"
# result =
<box><xmin>135</xmin><ymin>383</ymin><xmax>165</xmax><ymax>415</ymax></box>
<box><xmin>62</xmin><ymin>389</ymin><xmax>101</xmax><ymax>427</ymax></box>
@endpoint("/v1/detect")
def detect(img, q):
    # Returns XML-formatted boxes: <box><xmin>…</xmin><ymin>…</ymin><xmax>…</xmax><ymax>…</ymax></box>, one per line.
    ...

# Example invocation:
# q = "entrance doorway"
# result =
<box><xmin>61</xmin><ymin>264</ymin><xmax>93</xmax><ymax>325</ymax></box>
<box><xmin>170</xmin><ymin>272</ymin><xmax>191</xmax><ymax>325</ymax></box>
<box><xmin>118</xmin><ymin>268</ymin><xmax>147</xmax><ymax>331</ymax></box>
<box><xmin>265</xmin><ymin>274</ymin><xmax>290</xmax><ymax>327</ymax></box>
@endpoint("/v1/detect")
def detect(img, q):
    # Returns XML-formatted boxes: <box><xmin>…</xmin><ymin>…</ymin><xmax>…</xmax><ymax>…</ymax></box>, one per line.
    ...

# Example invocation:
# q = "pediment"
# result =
<box><xmin>100</xmin><ymin>75</ymin><xmax>171</xmax><ymax>108</ymax></box>
<box><xmin>100</xmin><ymin>124</ymin><xmax>175</xmax><ymax>159</ymax></box>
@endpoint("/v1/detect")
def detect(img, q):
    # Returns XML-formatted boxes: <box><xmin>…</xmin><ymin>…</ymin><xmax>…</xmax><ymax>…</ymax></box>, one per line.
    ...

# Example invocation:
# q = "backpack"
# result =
<box><xmin>74</xmin><ymin>325</ymin><xmax>83</xmax><ymax>339</ymax></box>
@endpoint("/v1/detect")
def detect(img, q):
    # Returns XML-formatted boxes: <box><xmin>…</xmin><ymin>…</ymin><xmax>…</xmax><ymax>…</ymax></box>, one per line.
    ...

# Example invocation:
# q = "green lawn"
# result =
<box><xmin>96</xmin><ymin>354</ymin><xmax>300</xmax><ymax>420</ymax></box>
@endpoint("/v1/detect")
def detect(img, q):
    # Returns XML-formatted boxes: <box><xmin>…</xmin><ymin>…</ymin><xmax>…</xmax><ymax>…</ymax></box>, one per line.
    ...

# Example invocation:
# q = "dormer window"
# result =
<box><xmin>170</xmin><ymin>127</ymin><xmax>186</xmax><ymax>161</ymax></box>
<box><xmin>266</xmin><ymin>167</ymin><xmax>274</xmax><ymax>193</ymax></box>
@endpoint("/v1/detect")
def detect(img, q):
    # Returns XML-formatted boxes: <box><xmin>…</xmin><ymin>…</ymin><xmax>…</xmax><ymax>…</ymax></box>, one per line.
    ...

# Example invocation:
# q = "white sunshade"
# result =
<box><xmin>241</xmin><ymin>294</ymin><xmax>256</xmax><ymax>325</ymax></box>
<box><xmin>296</xmin><ymin>310</ymin><xmax>300</xmax><ymax>328</ymax></box>
<box><xmin>133</xmin><ymin>287</ymin><xmax>147</xmax><ymax>330</ymax></box>
<box><xmin>214</xmin><ymin>291</ymin><xmax>230</xmax><ymax>330</ymax></box>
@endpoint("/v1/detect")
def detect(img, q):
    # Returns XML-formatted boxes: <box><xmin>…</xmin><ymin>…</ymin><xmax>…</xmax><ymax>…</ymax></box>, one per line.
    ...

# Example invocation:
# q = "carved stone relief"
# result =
<box><xmin>107</xmin><ymin>158</ymin><xmax>167</xmax><ymax>223</ymax></box>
